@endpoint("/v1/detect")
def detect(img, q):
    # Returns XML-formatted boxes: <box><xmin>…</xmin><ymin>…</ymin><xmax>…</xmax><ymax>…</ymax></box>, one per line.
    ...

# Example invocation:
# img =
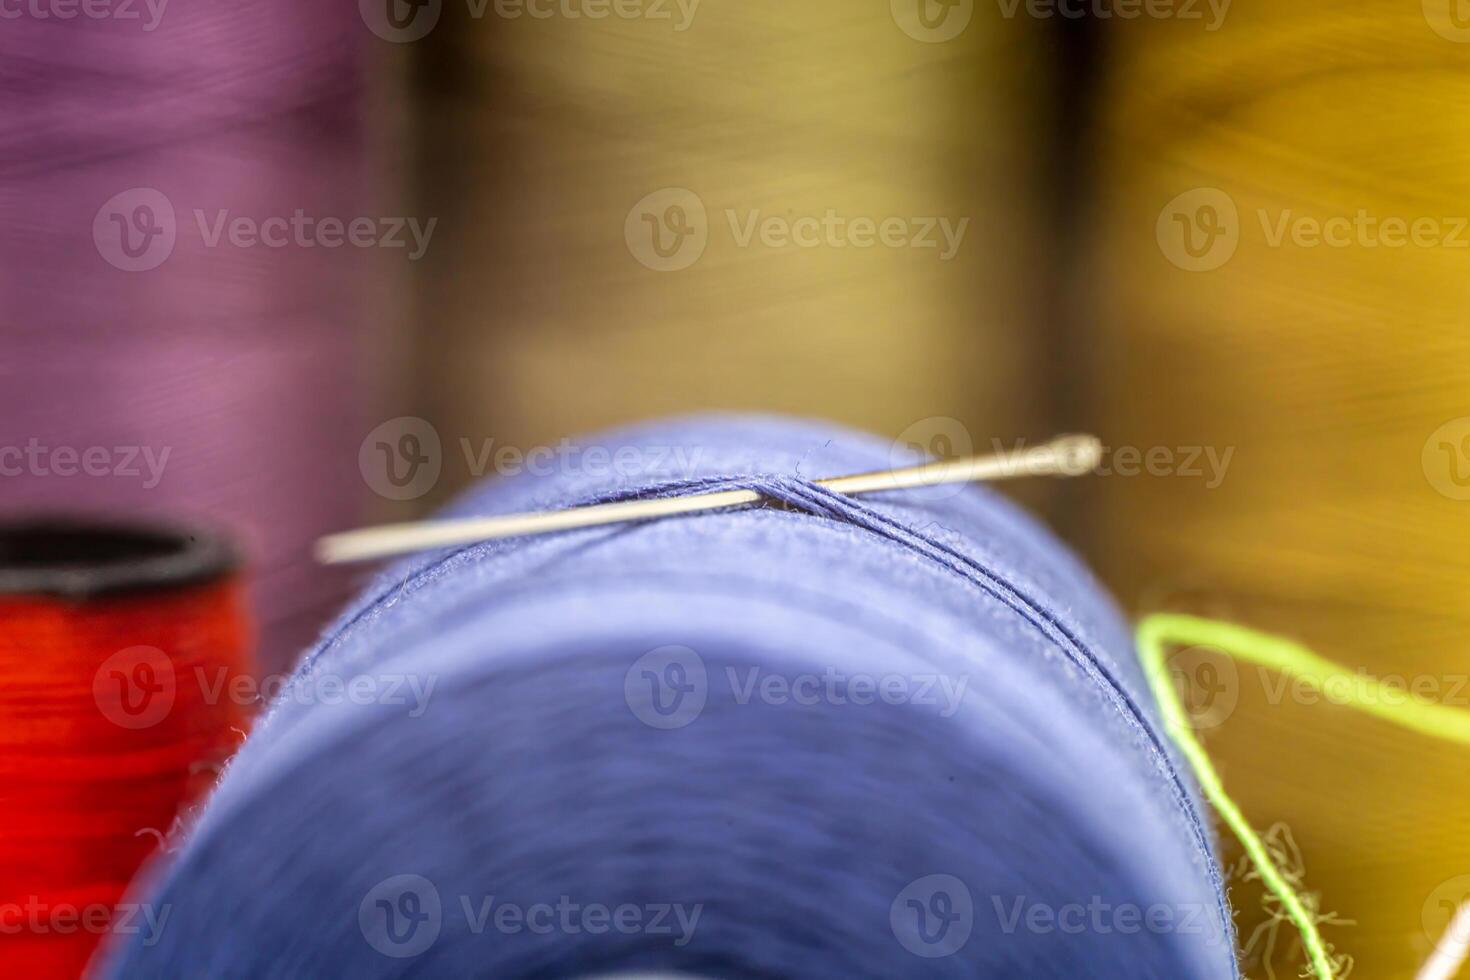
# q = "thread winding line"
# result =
<box><xmin>293</xmin><ymin>472</ymin><xmax>1232</xmax><ymax>938</ymax></box>
<box><xmin>1137</xmin><ymin>614</ymin><xmax>1470</xmax><ymax>980</ymax></box>
<box><xmin>762</xmin><ymin>475</ymin><xmax>1233</xmax><ymax>930</ymax></box>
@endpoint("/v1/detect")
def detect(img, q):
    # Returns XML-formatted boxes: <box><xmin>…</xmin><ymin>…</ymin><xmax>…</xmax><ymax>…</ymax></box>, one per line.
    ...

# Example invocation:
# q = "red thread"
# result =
<box><xmin>0</xmin><ymin>578</ymin><xmax>253</xmax><ymax>977</ymax></box>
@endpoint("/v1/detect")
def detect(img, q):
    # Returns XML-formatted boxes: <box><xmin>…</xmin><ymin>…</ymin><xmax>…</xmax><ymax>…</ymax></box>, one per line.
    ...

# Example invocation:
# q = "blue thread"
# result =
<box><xmin>101</xmin><ymin>415</ymin><xmax>1236</xmax><ymax>978</ymax></box>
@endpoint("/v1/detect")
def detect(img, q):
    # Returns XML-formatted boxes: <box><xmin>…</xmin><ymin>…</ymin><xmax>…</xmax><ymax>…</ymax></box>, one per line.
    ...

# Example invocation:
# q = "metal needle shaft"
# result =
<box><xmin>316</xmin><ymin>434</ymin><xmax>1102</xmax><ymax>565</ymax></box>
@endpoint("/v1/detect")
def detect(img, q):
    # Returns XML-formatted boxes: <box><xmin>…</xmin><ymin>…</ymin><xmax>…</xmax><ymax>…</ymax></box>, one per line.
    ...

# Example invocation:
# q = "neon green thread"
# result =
<box><xmin>1137</xmin><ymin>614</ymin><xmax>1470</xmax><ymax>979</ymax></box>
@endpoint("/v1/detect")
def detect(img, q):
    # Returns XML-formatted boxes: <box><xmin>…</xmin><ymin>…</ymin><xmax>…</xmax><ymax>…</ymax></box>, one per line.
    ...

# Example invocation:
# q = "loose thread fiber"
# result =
<box><xmin>1138</xmin><ymin>614</ymin><xmax>1470</xmax><ymax>979</ymax></box>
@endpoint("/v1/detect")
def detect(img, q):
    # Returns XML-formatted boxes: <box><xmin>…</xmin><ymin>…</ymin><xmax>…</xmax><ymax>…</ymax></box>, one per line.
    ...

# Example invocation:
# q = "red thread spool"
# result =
<box><xmin>0</xmin><ymin>520</ymin><xmax>253</xmax><ymax>978</ymax></box>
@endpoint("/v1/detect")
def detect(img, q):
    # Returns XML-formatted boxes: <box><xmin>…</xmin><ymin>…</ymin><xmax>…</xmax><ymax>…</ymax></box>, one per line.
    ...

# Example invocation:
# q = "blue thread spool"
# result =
<box><xmin>101</xmin><ymin>416</ymin><xmax>1234</xmax><ymax>978</ymax></box>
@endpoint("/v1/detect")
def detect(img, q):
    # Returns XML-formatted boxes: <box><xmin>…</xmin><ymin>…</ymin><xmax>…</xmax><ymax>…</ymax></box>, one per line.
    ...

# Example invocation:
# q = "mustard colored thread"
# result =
<box><xmin>1138</xmin><ymin>614</ymin><xmax>1470</xmax><ymax>979</ymax></box>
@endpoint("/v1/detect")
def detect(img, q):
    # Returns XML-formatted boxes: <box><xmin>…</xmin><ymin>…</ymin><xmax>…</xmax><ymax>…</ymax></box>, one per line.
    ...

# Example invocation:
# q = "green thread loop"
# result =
<box><xmin>1137</xmin><ymin>614</ymin><xmax>1470</xmax><ymax>979</ymax></box>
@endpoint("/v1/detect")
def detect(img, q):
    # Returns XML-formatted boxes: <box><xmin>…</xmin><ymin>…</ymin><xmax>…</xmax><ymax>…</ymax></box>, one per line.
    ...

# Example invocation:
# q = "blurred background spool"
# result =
<box><xmin>393</xmin><ymin>1</ymin><xmax>1061</xmax><ymax>514</ymax></box>
<box><xmin>1082</xmin><ymin>4</ymin><xmax>1470</xmax><ymax>975</ymax></box>
<box><xmin>0</xmin><ymin>4</ymin><xmax>378</xmax><ymax>676</ymax></box>
<box><xmin>0</xmin><ymin>520</ymin><xmax>252</xmax><ymax>978</ymax></box>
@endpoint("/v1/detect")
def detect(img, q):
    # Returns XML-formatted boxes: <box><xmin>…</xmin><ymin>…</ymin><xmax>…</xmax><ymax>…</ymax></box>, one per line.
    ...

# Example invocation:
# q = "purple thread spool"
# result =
<box><xmin>0</xmin><ymin>1</ymin><xmax>376</xmax><ymax>671</ymax></box>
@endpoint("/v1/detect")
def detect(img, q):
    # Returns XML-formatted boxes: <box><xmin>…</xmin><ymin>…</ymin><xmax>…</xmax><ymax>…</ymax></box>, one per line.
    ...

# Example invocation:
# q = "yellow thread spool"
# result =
<box><xmin>1085</xmin><ymin>4</ymin><xmax>1470</xmax><ymax>976</ymax></box>
<box><xmin>406</xmin><ymin>4</ymin><xmax>1056</xmax><ymax>507</ymax></box>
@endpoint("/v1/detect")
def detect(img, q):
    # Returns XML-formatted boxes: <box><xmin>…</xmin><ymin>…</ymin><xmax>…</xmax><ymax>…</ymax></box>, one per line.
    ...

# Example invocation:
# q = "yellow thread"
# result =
<box><xmin>1095</xmin><ymin>9</ymin><xmax>1470</xmax><ymax>970</ymax></box>
<box><xmin>1138</xmin><ymin>614</ymin><xmax>1470</xmax><ymax>979</ymax></box>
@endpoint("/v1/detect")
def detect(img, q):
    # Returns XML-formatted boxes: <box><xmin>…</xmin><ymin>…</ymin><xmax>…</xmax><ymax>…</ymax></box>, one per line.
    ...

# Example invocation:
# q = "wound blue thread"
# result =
<box><xmin>101</xmin><ymin>415</ymin><xmax>1236</xmax><ymax>979</ymax></box>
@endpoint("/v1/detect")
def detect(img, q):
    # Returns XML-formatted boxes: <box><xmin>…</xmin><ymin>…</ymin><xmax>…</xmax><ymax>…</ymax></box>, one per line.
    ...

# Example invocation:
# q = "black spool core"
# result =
<box><xmin>0</xmin><ymin>518</ymin><xmax>237</xmax><ymax>600</ymax></box>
